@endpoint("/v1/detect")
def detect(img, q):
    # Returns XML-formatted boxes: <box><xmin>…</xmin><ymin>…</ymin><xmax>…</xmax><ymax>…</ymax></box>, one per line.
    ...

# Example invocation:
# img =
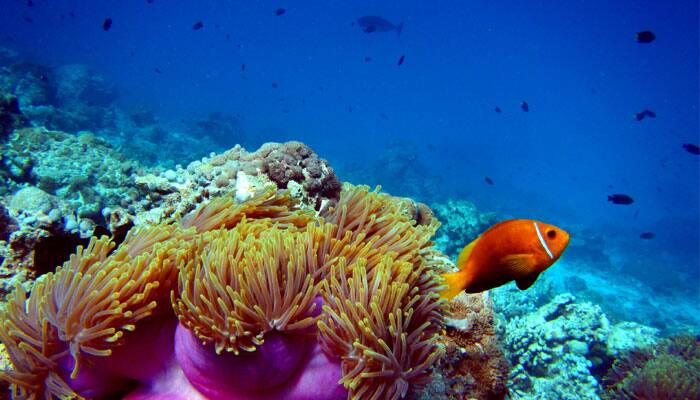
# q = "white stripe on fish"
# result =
<box><xmin>533</xmin><ymin>222</ymin><xmax>554</xmax><ymax>259</ymax></box>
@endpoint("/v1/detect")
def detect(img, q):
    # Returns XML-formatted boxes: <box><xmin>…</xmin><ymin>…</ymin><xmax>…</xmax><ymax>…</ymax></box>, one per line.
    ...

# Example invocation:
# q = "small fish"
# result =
<box><xmin>241</xmin><ymin>63</ymin><xmax>246</xmax><ymax>71</ymax></box>
<box><xmin>23</xmin><ymin>16</ymin><xmax>33</xmax><ymax>23</ymax></box>
<box><xmin>682</xmin><ymin>143</ymin><xmax>700</xmax><ymax>155</ymax></box>
<box><xmin>69</xmin><ymin>11</ymin><xmax>75</xmax><ymax>19</ymax></box>
<box><xmin>521</xmin><ymin>101</ymin><xmax>529</xmax><ymax>112</ymax></box>
<box><xmin>154</xmin><ymin>67</ymin><xmax>162</xmax><ymax>74</ymax></box>
<box><xmin>102</xmin><ymin>17</ymin><xmax>112</xmax><ymax>31</ymax></box>
<box><xmin>226</xmin><ymin>33</ymin><xmax>230</xmax><ymax>40</ymax></box>
<box><xmin>26</xmin><ymin>0</ymin><xmax>35</xmax><ymax>7</ymax></box>
<box><xmin>636</xmin><ymin>30</ymin><xmax>656</xmax><ymax>43</ymax></box>
<box><xmin>271</xmin><ymin>82</ymin><xmax>279</xmax><ymax>88</ymax></box>
<box><xmin>440</xmin><ymin>219</ymin><xmax>570</xmax><ymax>299</ymax></box>
<box><xmin>634</xmin><ymin>109</ymin><xmax>656</xmax><ymax>121</ymax></box>
<box><xmin>357</xmin><ymin>16</ymin><xmax>403</xmax><ymax>35</ymax></box>
<box><xmin>364</xmin><ymin>56</ymin><xmax>372</xmax><ymax>62</ymax></box>
<box><xmin>607</xmin><ymin>194</ymin><xmax>634</xmax><ymax>205</ymax></box>
<box><xmin>275</xmin><ymin>8</ymin><xmax>286</xmax><ymax>16</ymax></box>
<box><xmin>484</xmin><ymin>176</ymin><xmax>494</xmax><ymax>185</ymax></box>
<box><xmin>639</xmin><ymin>232</ymin><xmax>655</xmax><ymax>239</ymax></box>
<box><xmin>147</xmin><ymin>0</ymin><xmax>155</xmax><ymax>3</ymax></box>
<box><xmin>397</xmin><ymin>55</ymin><xmax>405</xmax><ymax>66</ymax></box>
<box><xmin>192</xmin><ymin>21</ymin><xmax>204</xmax><ymax>30</ymax></box>
<box><xmin>494</xmin><ymin>106</ymin><xmax>502</xmax><ymax>114</ymax></box>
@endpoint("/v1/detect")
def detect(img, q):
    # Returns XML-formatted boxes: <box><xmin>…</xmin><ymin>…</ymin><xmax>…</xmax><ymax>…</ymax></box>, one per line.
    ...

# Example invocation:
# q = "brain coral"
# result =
<box><xmin>0</xmin><ymin>184</ymin><xmax>445</xmax><ymax>400</ymax></box>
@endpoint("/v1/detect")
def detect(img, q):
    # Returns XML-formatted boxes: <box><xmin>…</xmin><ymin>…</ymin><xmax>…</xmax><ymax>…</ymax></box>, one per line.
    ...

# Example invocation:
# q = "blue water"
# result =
<box><xmin>2</xmin><ymin>0</ymin><xmax>698</xmax><ymax>310</ymax></box>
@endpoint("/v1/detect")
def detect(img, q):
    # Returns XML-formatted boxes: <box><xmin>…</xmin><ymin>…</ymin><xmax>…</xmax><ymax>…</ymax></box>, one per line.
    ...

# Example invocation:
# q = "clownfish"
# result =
<box><xmin>440</xmin><ymin>219</ymin><xmax>570</xmax><ymax>300</ymax></box>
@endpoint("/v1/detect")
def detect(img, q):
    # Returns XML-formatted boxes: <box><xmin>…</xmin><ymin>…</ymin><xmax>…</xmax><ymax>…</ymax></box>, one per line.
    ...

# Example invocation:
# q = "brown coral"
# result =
<box><xmin>431</xmin><ymin>293</ymin><xmax>509</xmax><ymax>400</ymax></box>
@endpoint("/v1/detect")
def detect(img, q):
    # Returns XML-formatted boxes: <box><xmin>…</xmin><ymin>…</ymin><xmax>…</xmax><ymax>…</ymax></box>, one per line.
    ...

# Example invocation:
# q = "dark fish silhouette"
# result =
<box><xmin>275</xmin><ymin>8</ymin><xmax>286</xmax><ymax>16</ymax></box>
<box><xmin>484</xmin><ymin>177</ymin><xmax>494</xmax><ymax>185</ymax></box>
<box><xmin>102</xmin><ymin>17</ymin><xmax>113</xmax><ymax>31</ymax></box>
<box><xmin>397</xmin><ymin>55</ymin><xmax>405</xmax><ymax>66</ymax></box>
<box><xmin>682</xmin><ymin>143</ymin><xmax>700</xmax><ymax>155</ymax></box>
<box><xmin>521</xmin><ymin>101</ymin><xmax>529</xmax><ymax>112</ymax></box>
<box><xmin>364</xmin><ymin>56</ymin><xmax>372</xmax><ymax>62</ymax></box>
<box><xmin>26</xmin><ymin>0</ymin><xmax>34</xmax><ymax>7</ymax></box>
<box><xmin>357</xmin><ymin>16</ymin><xmax>403</xmax><ymax>35</ymax></box>
<box><xmin>147</xmin><ymin>0</ymin><xmax>155</xmax><ymax>3</ymax></box>
<box><xmin>192</xmin><ymin>21</ymin><xmax>204</xmax><ymax>30</ymax></box>
<box><xmin>634</xmin><ymin>109</ymin><xmax>656</xmax><ymax>121</ymax></box>
<box><xmin>608</xmin><ymin>194</ymin><xmax>634</xmax><ymax>205</ymax></box>
<box><xmin>271</xmin><ymin>82</ymin><xmax>279</xmax><ymax>88</ymax></box>
<box><xmin>636</xmin><ymin>30</ymin><xmax>656</xmax><ymax>43</ymax></box>
<box><xmin>639</xmin><ymin>232</ymin><xmax>655</xmax><ymax>239</ymax></box>
<box><xmin>241</xmin><ymin>63</ymin><xmax>246</xmax><ymax>71</ymax></box>
<box><xmin>154</xmin><ymin>68</ymin><xmax>162</xmax><ymax>74</ymax></box>
<box><xmin>494</xmin><ymin>106</ymin><xmax>502</xmax><ymax>114</ymax></box>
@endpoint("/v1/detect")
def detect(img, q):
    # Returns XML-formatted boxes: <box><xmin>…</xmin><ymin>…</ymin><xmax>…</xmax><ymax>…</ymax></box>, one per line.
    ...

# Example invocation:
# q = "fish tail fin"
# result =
<box><xmin>396</xmin><ymin>22</ymin><xmax>404</xmax><ymax>36</ymax></box>
<box><xmin>439</xmin><ymin>271</ymin><xmax>466</xmax><ymax>300</ymax></box>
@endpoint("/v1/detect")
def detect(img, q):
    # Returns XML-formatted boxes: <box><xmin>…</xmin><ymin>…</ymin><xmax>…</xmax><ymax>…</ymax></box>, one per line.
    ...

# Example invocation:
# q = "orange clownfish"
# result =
<box><xmin>440</xmin><ymin>219</ymin><xmax>570</xmax><ymax>300</ymax></box>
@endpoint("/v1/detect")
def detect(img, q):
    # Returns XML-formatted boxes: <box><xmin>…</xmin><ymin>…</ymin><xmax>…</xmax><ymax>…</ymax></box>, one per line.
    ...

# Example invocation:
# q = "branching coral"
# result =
<box><xmin>0</xmin><ymin>184</ymin><xmax>447</xmax><ymax>400</ymax></box>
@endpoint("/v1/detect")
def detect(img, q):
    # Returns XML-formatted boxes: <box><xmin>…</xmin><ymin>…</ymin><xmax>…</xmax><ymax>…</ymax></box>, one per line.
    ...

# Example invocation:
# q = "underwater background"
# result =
<box><xmin>0</xmin><ymin>0</ymin><xmax>698</xmax><ymax>399</ymax></box>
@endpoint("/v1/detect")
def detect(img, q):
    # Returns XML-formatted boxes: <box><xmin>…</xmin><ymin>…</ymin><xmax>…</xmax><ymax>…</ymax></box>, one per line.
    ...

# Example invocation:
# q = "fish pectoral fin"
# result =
<box><xmin>500</xmin><ymin>254</ymin><xmax>537</xmax><ymax>278</ymax></box>
<box><xmin>516</xmin><ymin>273</ymin><xmax>541</xmax><ymax>290</ymax></box>
<box><xmin>439</xmin><ymin>271</ymin><xmax>466</xmax><ymax>300</ymax></box>
<box><xmin>456</xmin><ymin>237</ymin><xmax>479</xmax><ymax>271</ymax></box>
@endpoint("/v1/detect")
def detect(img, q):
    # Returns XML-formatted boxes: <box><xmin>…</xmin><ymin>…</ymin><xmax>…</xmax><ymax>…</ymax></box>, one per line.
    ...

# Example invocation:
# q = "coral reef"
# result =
<box><xmin>0</xmin><ymin>93</ymin><xmax>27</xmax><ymax>137</ymax></box>
<box><xmin>128</xmin><ymin>141</ymin><xmax>341</xmax><ymax>227</ymax></box>
<box><xmin>0</xmin><ymin>126</ymin><xmax>342</xmax><ymax>302</ymax></box>
<box><xmin>495</xmin><ymin>288</ymin><xmax>662</xmax><ymax>400</ymax></box>
<box><xmin>0</xmin><ymin>49</ymin><xmax>222</xmax><ymax>167</ymax></box>
<box><xmin>503</xmin><ymin>293</ymin><xmax>610</xmax><ymax>399</ymax></box>
<box><xmin>603</xmin><ymin>335</ymin><xmax>700</xmax><ymax>399</ymax></box>
<box><xmin>431</xmin><ymin>199</ymin><xmax>498</xmax><ymax>259</ymax></box>
<box><xmin>418</xmin><ymin>292</ymin><xmax>509</xmax><ymax>400</ymax></box>
<box><xmin>0</xmin><ymin>184</ymin><xmax>447</xmax><ymax>399</ymax></box>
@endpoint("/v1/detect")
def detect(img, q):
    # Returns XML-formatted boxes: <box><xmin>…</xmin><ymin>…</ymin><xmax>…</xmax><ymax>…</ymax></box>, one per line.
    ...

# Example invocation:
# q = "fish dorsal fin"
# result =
<box><xmin>516</xmin><ymin>273</ymin><xmax>541</xmax><ymax>290</ymax></box>
<box><xmin>439</xmin><ymin>271</ymin><xmax>466</xmax><ymax>300</ymax></box>
<box><xmin>456</xmin><ymin>237</ymin><xmax>479</xmax><ymax>271</ymax></box>
<box><xmin>500</xmin><ymin>254</ymin><xmax>536</xmax><ymax>278</ymax></box>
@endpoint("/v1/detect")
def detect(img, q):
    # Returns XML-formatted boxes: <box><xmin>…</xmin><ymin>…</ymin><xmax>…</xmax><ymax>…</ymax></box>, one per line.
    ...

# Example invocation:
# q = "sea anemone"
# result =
<box><xmin>603</xmin><ymin>334</ymin><xmax>700</xmax><ymax>400</ymax></box>
<box><xmin>0</xmin><ymin>184</ymin><xmax>446</xmax><ymax>399</ymax></box>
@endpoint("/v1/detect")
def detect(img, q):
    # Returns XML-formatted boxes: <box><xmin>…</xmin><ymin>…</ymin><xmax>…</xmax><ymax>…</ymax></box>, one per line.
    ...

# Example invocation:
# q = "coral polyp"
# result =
<box><xmin>0</xmin><ymin>184</ymin><xmax>446</xmax><ymax>400</ymax></box>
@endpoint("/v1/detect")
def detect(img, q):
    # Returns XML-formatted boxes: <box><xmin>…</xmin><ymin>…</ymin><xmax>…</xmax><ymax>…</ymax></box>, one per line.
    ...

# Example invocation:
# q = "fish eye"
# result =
<box><xmin>546</xmin><ymin>230</ymin><xmax>556</xmax><ymax>239</ymax></box>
